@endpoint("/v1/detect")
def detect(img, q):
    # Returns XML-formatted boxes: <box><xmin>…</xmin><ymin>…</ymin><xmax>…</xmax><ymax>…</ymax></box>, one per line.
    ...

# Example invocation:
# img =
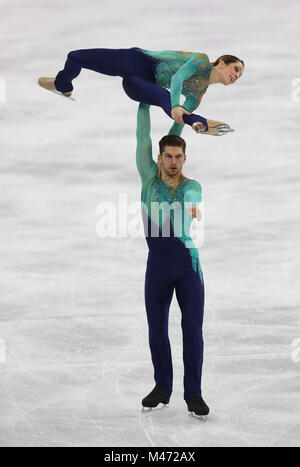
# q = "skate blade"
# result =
<box><xmin>197</xmin><ymin>128</ymin><xmax>234</xmax><ymax>136</ymax></box>
<box><xmin>217</xmin><ymin>126</ymin><xmax>234</xmax><ymax>135</ymax></box>
<box><xmin>37</xmin><ymin>81</ymin><xmax>76</xmax><ymax>101</ymax></box>
<box><xmin>196</xmin><ymin>125</ymin><xmax>234</xmax><ymax>136</ymax></box>
<box><xmin>141</xmin><ymin>402</ymin><xmax>169</xmax><ymax>413</ymax></box>
<box><xmin>188</xmin><ymin>411</ymin><xmax>208</xmax><ymax>421</ymax></box>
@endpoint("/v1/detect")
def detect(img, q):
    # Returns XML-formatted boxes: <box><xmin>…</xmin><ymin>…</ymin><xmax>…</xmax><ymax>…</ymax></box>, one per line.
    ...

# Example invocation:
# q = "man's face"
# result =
<box><xmin>159</xmin><ymin>145</ymin><xmax>186</xmax><ymax>177</ymax></box>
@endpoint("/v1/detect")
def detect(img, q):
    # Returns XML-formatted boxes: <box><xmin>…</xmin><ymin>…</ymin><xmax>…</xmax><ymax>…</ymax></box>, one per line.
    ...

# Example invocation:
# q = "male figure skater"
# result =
<box><xmin>136</xmin><ymin>103</ymin><xmax>209</xmax><ymax>417</ymax></box>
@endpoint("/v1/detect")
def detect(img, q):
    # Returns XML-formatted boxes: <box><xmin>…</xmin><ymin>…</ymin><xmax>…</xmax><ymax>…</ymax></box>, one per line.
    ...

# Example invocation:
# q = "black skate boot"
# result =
<box><xmin>142</xmin><ymin>386</ymin><xmax>171</xmax><ymax>411</ymax></box>
<box><xmin>186</xmin><ymin>395</ymin><xmax>210</xmax><ymax>418</ymax></box>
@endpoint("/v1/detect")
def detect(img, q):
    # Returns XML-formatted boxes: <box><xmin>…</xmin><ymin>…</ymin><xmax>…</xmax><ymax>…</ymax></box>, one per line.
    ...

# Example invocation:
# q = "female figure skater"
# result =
<box><xmin>38</xmin><ymin>47</ymin><xmax>244</xmax><ymax>136</ymax></box>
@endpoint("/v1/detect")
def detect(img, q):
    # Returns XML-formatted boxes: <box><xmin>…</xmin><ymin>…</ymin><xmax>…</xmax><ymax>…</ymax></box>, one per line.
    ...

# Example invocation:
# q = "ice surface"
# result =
<box><xmin>0</xmin><ymin>0</ymin><xmax>299</xmax><ymax>447</ymax></box>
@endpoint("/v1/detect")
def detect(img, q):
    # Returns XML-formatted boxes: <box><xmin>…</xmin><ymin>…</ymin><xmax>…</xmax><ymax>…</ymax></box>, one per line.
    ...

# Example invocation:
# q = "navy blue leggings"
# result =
<box><xmin>145</xmin><ymin>251</ymin><xmax>205</xmax><ymax>400</ymax></box>
<box><xmin>54</xmin><ymin>47</ymin><xmax>207</xmax><ymax>128</ymax></box>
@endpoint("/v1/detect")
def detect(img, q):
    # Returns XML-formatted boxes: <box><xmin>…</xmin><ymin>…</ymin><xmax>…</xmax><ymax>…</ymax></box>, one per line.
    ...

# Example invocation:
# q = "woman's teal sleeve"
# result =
<box><xmin>136</xmin><ymin>103</ymin><xmax>158</xmax><ymax>183</ymax></box>
<box><xmin>181</xmin><ymin>95</ymin><xmax>201</xmax><ymax>113</ymax></box>
<box><xmin>170</xmin><ymin>56</ymin><xmax>206</xmax><ymax>109</ymax></box>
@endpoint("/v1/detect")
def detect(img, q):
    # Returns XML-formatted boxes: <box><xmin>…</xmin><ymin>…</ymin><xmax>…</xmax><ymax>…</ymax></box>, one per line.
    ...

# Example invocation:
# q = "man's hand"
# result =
<box><xmin>171</xmin><ymin>106</ymin><xmax>191</xmax><ymax>124</ymax></box>
<box><xmin>186</xmin><ymin>206</ymin><xmax>202</xmax><ymax>221</ymax></box>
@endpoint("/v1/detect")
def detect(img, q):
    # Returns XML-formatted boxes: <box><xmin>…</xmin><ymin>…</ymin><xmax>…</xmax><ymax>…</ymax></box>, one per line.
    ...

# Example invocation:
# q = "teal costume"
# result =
<box><xmin>54</xmin><ymin>47</ymin><xmax>212</xmax><ymax>136</ymax></box>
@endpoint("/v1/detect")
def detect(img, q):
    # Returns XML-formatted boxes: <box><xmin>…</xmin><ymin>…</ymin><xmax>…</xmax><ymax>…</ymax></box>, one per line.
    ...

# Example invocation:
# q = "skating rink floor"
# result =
<box><xmin>0</xmin><ymin>0</ymin><xmax>299</xmax><ymax>447</ymax></box>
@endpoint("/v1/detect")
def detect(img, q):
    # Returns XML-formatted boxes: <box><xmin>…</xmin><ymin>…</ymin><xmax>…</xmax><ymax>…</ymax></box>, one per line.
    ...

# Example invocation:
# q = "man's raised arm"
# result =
<box><xmin>136</xmin><ymin>103</ymin><xmax>158</xmax><ymax>183</ymax></box>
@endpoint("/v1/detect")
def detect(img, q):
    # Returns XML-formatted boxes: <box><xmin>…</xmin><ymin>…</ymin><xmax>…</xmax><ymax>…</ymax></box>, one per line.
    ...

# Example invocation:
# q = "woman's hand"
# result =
<box><xmin>171</xmin><ymin>106</ymin><xmax>191</xmax><ymax>124</ymax></box>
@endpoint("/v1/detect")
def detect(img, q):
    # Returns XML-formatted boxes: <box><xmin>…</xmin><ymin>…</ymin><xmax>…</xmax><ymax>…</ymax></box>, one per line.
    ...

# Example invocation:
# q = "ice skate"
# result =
<box><xmin>186</xmin><ymin>395</ymin><xmax>210</xmax><ymax>419</ymax></box>
<box><xmin>38</xmin><ymin>77</ymin><xmax>75</xmax><ymax>100</ymax></box>
<box><xmin>192</xmin><ymin>119</ymin><xmax>234</xmax><ymax>136</ymax></box>
<box><xmin>141</xmin><ymin>386</ymin><xmax>171</xmax><ymax>412</ymax></box>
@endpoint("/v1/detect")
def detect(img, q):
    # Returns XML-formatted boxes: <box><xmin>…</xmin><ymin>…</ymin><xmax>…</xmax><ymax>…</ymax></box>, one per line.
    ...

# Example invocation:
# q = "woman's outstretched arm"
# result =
<box><xmin>169</xmin><ymin>56</ymin><xmax>209</xmax><ymax>128</ymax></box>
<box><xmin>170</xmin><ymin>55</ymin><xmax>206</xmax><ymax>109</ymax></box>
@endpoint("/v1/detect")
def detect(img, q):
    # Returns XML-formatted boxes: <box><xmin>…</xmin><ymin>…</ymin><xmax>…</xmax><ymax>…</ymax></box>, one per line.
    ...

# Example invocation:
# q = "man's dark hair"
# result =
<box><xmin>213</xmin><ymin>54</ymin><xmax>245</xmax><ymax>68</ymax></box>
<box><xmin>159</xmin><ymin>135</ymin><xmax>186</xmax><ymax>155</ymax></box>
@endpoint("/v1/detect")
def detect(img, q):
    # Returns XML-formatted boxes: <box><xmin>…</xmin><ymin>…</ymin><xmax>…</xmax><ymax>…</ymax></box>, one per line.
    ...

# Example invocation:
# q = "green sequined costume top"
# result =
<box><xmin>141</xmin><ymin>49</ymin><xmax>213</xmax><ymax>136</ymax></box>
<box><xmin>136</xmin><ymin>102</ymin><xmax>203</xmax><ymax>282</ymax></box>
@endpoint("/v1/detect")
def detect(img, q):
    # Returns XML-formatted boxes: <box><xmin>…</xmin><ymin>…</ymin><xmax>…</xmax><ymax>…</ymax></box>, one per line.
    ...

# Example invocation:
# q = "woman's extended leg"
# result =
<box><xmin>122</xmin><ymin>75</ymin><xmax>207</xmax><ymax>132</ymax></box>
<box><xmin>54</xmin><ymin>47</ymin><xmax>156</xmax><ymax>93</ymax></box>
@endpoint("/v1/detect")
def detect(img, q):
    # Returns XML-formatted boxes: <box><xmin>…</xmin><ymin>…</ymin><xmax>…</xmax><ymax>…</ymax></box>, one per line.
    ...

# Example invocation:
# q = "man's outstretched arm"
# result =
<box><xmin>136</xmin><ymin>103</ymin><xmax>158</xmax><ymax>183</ymax></box>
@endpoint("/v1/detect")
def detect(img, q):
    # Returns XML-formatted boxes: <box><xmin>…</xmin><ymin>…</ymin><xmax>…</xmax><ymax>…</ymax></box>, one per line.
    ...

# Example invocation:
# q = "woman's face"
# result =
<box><xmin>220</xmin><ymin>60</ymin><xmax>244</xmax><ymax>85</ymax></box>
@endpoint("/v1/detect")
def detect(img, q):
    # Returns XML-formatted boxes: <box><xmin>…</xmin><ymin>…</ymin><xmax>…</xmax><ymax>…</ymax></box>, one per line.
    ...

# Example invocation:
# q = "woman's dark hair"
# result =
<box><xmin>159</xmin><ymin>135</ymin><xmax>186</xmax><ymax>155</ymax></box>
<box><xmin>213</xmin><ymin>55</ymin><xmax>244</xmax><ymax>68</ymax></box>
